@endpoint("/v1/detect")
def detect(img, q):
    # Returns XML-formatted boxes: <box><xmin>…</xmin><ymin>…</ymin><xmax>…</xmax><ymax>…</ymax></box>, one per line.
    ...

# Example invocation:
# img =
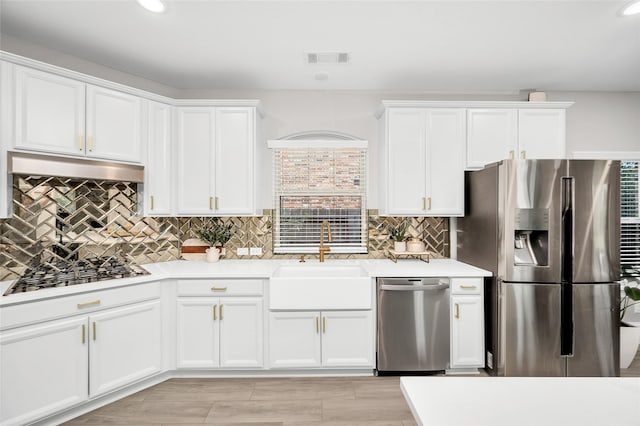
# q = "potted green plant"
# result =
<box><xmin>388</xmin><ymin>223</ymin><xmax>409</xmax><ymax>252</ymax></box>
<box><xmin>194</xmin><ymin>219</ymin><xmax>234</xmax><ymax>255</ymax></box>
<box><xmin>620</xmin><ymin>280</ymin><xmax>640</xmax><ymax>369</ymax></box>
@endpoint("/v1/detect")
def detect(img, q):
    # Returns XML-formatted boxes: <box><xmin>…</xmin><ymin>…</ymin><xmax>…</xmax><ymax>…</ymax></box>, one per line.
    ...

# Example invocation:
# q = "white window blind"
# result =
<box><xmin>621</xmin><ymin>160</ymin><xmax>640</xmax><ymax>276</ymax></box>
<box><xmin>272</xmin><ymin>147</ymin><xmax>367</xmax><ymax>254</ymax></box>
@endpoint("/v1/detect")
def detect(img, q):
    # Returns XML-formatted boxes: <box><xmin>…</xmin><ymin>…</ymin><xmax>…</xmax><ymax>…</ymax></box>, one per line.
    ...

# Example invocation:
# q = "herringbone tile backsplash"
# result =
<box><xmin>0</xmin><ymin>176</ymin><xmax>449</xmax><ymax>281</ymax></box>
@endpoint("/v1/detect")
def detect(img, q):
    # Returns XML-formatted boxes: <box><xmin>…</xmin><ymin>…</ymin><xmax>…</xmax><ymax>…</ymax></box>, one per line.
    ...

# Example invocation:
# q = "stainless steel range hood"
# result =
<box><xmin>8</xmin><ymin>151</ymin><xmax>144</xmax><ymax>183</ymax></box>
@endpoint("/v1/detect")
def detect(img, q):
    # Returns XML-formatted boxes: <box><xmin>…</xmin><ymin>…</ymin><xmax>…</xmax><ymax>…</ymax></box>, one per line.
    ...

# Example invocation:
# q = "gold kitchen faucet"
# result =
<box><xmin>318</xmin><ymin>221</ymin><xmax>332</xmax><ymax>262</ymax></box>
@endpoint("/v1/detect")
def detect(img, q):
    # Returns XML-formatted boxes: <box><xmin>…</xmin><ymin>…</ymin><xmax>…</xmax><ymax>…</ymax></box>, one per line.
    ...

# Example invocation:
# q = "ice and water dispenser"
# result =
<box><xmin>514</xmin><ymin>208</ymin><xmax>549</xmax><ymax>266</ymax></box>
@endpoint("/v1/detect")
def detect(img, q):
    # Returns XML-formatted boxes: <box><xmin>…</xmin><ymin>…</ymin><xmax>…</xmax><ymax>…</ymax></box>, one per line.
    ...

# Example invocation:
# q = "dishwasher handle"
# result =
<box><xmin>379</xmin><ymin>283</ymin><xmax>449</xmax><ymax>291</ymax></box>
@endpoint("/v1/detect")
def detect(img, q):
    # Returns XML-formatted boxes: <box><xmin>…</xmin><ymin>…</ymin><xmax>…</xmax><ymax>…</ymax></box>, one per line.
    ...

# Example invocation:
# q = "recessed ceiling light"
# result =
<box><xmin>137</xmin><ymin>0</ymin><xmax>165</xmax><ymax>13</ymax></box>
<box><xmin>621</xmin><ymin>0</ymin><xmax>640</xmax><ymax>16</ymax></box>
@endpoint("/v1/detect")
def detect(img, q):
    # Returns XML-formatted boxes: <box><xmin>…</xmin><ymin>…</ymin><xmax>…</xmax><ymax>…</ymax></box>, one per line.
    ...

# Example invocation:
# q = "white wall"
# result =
<box><xmin>3</xmin><ymin>37</ymin><xmax>639</xmax><ymax>210</ymax></box>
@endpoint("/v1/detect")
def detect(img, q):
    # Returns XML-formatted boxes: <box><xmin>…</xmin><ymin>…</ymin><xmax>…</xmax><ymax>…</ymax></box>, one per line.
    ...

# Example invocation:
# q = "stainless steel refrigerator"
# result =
<box><xmin>458</xmin><ymin>159</ymin><xmax>620</xmax><ymax>376</ymax></box>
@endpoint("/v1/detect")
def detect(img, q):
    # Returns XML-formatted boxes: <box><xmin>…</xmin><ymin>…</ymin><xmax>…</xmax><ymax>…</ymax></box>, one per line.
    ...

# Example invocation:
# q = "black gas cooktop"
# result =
<box><xmin>4</xmin><ymin>257</ymin><xmax>149</xmax><ymax>295</ymax></box>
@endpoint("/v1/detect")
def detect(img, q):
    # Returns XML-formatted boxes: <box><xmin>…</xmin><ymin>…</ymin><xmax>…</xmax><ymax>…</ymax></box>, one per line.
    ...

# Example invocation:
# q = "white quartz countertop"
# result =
<box><xmin>401</xmin><ymin>376</ymin><xmax>640</xmax><ymax>426</ymax></box>
<box><xmin>0</xmin><ymin>258</ymin><xmax>491</xmax><ymax>307</ymax></box>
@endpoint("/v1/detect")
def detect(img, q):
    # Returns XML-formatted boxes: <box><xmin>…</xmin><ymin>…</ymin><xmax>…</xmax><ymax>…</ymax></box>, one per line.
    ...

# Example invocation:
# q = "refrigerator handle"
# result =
<box><xmin>561</xmin><ymin>177</ymin><xmax>574</xmax><ymax>357</ymax></box>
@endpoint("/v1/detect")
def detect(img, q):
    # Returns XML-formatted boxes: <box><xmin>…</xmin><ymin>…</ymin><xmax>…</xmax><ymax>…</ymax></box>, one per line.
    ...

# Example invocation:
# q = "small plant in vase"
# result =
<box><xmin>194</xmin><ymin>219</ymin><xmax>234</xmax><ymax>261</ymax></box>
<box><xmin>388</xmin><ymin>223</ymin><xmax>409</xmax><ymax>252</ymax></box>
<box><xmin>620</xmin><ymin>279</ymin><xmax>640</xmax><ymax>369</ymax></box>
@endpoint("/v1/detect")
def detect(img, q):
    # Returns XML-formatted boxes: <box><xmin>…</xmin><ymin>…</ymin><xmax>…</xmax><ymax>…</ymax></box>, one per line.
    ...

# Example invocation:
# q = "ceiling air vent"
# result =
<box><xmin>306</xmin><ymin>52</ymin><xmax>350</xmax><ymax>64</ymax></box>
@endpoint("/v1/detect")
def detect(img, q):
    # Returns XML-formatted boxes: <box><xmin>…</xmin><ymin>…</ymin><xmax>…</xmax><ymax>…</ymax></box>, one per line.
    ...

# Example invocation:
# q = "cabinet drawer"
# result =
<box><xmin>451</xmin><ymin>278</ymin><xmax>483</xmax><ymax>295</ymax></box>
<box><xmin>177</xmin><ymin>279</ymin><xmax>264</xmax><ymax>297</ymax></box>
<box><xmin>0</xmin><ymin>282</ymin><xmax>160</xmax><ymax>331</ymax></box>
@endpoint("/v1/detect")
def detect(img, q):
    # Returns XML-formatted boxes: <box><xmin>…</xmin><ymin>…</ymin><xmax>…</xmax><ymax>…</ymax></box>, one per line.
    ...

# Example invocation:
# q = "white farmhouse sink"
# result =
<box><xmin>270</xmin><ymin>262</ymin><xmax>372</xmax><ymax>310</ymax></box>
<box><xmin>273</xmin><ymin>263</ymin><xmax>369</xmax><ymax>278</ymax></box>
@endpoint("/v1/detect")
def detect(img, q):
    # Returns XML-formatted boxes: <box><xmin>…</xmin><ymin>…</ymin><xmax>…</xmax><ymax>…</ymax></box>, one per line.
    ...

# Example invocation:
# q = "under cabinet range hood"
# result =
<box><xmin>8</xmin><ymin>151</ymin><xmax>144</xmax><ymax>183</ymax></box>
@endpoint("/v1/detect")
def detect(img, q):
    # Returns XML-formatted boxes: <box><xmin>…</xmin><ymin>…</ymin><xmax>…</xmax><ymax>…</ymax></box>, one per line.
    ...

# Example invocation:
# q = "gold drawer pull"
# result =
<box><xmin>422</xmin><ymin>197</ymin><xmax>426</xmax><ymax>210</ymax></box>
<box><xmin>211</xmin><ymin>286</ymin><xmax>227</xmax><ymax>292</ymax></box>
<box><xmin>150</xmin><ymin>195</ymin><xmax>155</xmax><ymax>210</ymax></box>
<box><xmin>521</xmin><ymin>150</ymin><xmax>527</xmax><ymax>159</ymax></box>
<box><xmin>82</xmin><ymin>324</ymin><xmax>86</xmax><ymax>344</ymax></box>
<box><xmin>460</xmin><ymin>285</ymin><xmax>477</xmax><ymax>289</ymax></box>
<box><xmin>77</xmin><ymin>300</ymin><xmax>100</xmax><ymax>309</ymax></box>
<box><xmin>316</xmin><ymin>317</ymin><xmax>319</xmax><ymax>334</ymax></box>
<box><xmin>220</xmin><ymin>304</ymin><xmax>224</xmax><ymax>320</ymax></box>
<box><xmin>88</xmin><ymin>136</ymin><xmax>94</xmax><ymax>152</ymax></box>
<box><xmin>455</xmin><ymin>303</ymin><xmax>460</xmax><ymax>319</ymax></box>
<box><xmin>213</xmin><ymin>304</ymin><xmax>217</xmax><ymax>320</ymax></box>
<box><xmin>428</xmin><ymin>197</ymin><xmax>432</xmax><ymax>210</ymax></box>
<box><xmin>215</xmin><ymin>197</ymin><xmax>219</xmax><ymax>210</ymax></box>
<box><xmin>209</xmin><ymin>196</ymin><xmax>214</xmax><ymax>210</ymax></box>
<box><xmin>509</xmin><ymin>150</ymin><xmax>515</xmax><ymax>159</ymax></box>
<box><xmin>322</xmin><ymin>317</ymin><xmax>326</xmax><ymax>334</ymax></box>
<box><xmin>78</xmin><ymin>135</ymin><xmax>84</xmax><ymax>151</ymax></box>
<box><xmin>92</xmin><ymin>322</ymin><xmax>97</xmax><ymax>341</ymax></box>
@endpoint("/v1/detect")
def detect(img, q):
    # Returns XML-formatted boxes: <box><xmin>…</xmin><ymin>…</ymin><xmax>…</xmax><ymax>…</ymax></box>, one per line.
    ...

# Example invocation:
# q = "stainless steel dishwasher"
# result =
<box><xmin>377</xmin><ymin>277</ymin><xmax>450</xmax><ymax>373</ymax></box>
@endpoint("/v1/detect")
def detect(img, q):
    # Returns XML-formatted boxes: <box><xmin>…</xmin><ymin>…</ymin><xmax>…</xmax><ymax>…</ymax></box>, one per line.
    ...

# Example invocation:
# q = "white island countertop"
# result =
<box><xmin>0</xmin><ymin>258</ymin><xmax>491</xmax><ymax>307</ymax></box>
<box><xmin>401</xmin><ymin>376</ymin><xmax>640</xmax><ymax>426</ymax></box>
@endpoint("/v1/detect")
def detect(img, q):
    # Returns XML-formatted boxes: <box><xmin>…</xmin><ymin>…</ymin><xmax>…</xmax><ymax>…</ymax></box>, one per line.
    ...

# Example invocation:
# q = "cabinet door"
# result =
<box><xmin>176</xmin><ymin>298</ymin><xmax>219</xmax><ymax>368</ymax></box>
<box><xmin>89</xmin><ymin>300</ymin><xmax>162</xmax><ymax>397</ymax></box>
<box><xmin>14</xmin><ymin>65</ymin><xmax>85</xmax><ymax>156</ymax></box>
<box><xmin>321</xmin><ymin>311</ymin><xmax>373</xmax><ymax>367</ymax></box>
<box><xmin>384</xmin><ymin>108</ymin><xmax>427</xmax><ymax>215</ymax></box>
<box><xmin>450</xmin><ymin>295</ymin><xmax>484</xmax><ymax>368</ymax></box>
<box><xmin>219</xmin><ymin>297</ymin><xmax>263</xmax><ymax>368</ymax></box>
<box><xmin>214</xmin><ymin>107</ymin><xmax>255</xmax><ymax>215</ymax></box>
<box><xmin>0</xmin><ymin>61</ymin><xmax>11</xmax><ymax>218</ymax></box>
<box><xmin>176</xmin><ymin>108</ymin><xmax>215</xmax><ymax>214</ymax></box>
<box><xmin>0</xmin><ymin>317</ymin><xmax>88</xmax><ymax>426</ymax></box>
<box><xmin>466</xmin><ymin>109</ymin><xmax>517</xmax><ymax>169</ymax></box>
<box><xmin>426</xmin><ymin>109</ymin><xmax>466</xmax><ymax>216</ymax></box>
<box><xmin>518</xmin><ymin>109</ymin><xmax>566</xmax><ymax>159</ymax></box>
<box><xmin>269</xmin><ymin>311</ymin><xmax>321</xmax><ymax>368</ymax></box>
<box><xmin>86</xmin><ymin>85</ymin><xmax>142</xmax><ymax>163</ymax></box>
<box><xmin>144</xmin><ymin>101</ymin><xmax>172</xmax><ymax>215</ymax></box>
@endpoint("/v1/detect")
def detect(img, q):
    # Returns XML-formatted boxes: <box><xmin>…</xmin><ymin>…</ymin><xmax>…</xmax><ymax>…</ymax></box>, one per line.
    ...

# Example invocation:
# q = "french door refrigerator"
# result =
<box><xmin>458</xmin><ymin>159</ymin><xmax>620</xmax><ymax>376</ymax></box>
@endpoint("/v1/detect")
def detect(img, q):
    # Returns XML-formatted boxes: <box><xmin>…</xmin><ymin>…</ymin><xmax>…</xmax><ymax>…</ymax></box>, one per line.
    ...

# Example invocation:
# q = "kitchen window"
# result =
<box><xmin>269</xmin><ymin>138</ymin><xmax>367</xmax><ymax>254</ymax></box>
<box><xmin>621</xmin><ymin>160</ymin><xmax>640</xmax><ymax>276</ymax></box>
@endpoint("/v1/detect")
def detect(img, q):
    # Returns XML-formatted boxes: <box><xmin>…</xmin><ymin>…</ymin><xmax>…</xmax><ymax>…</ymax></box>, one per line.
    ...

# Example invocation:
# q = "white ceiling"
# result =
<box><xmin>1</xmin><ymin>0</ymin><xmax>639</xmax><ymax>92</ymax></box>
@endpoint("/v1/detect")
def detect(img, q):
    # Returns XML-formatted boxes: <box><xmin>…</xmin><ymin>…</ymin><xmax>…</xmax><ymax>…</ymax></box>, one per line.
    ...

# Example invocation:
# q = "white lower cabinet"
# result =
<box><xmin>176</xmin><ymin>297</ymin><xmax>263</xmax><ymax>368</ymax></box>
<box><xmin>0</xmin><ymin>299</ymin><xmax>161</xmax><ymax>426</ymax></box>
<box><xmin>450</xmin><ymin>278</ymin><xmax>485</xmax><ymax>369</ymax></box>
<box><xmin>269</xmin><ymin>310</ymin><xmax>373</xmax><ymax>369</ymax></box>
<box><xmin>89</xmin><ymin>301</ymin><xmax>162</xmax><ymax>397</ymax></box>
<box><xmin>0</xmin><ymin>317</ymin><xmax>88</xmax><ymax>426</ymax></box>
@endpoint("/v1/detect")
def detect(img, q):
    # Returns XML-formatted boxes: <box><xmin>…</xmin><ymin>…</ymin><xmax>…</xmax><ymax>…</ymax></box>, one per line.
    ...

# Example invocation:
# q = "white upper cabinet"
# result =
<box><xmin>14</xmin><ymin>65</ymin><xmax>85</xmax><ymax>156</ymax></box>
<box><xmin>466</xmin><ymin>109</ymin><xmax>517</xmax><ymax>169</ymax></box>
<box><xmin>379</xmin><ymin>105</ymin><xmax>465</xmax><ymax>216</ymax></box>
<box><xmin>86</xmin><ymin>85</ymin><xmax>142</xmax><ymax>163</ymax></box>
<box><xmin>466</xmin><ymin>104</ymin><xmax>571</xmax><ymax>169</ymax></box>
<box><xmin>176</xmin><ymin>105</ymin><xmax>258</xmax><ymax>216</ymax></box>
<box><xmin>1</xmin><ymin>61</ymin><xmax>12</xmax><ymax>218</ymax></box>
<box><xmin>143</xmin><ymin>101</ymin><xmax>172</xmax><ymax>216</ymax></box>
<box><xmin>517</xmin><ymin>109</ymin><xmax>566</xmax><ymax>160</ymax></box>
<box><xmin>12</xmin><ymin>64</ymin><xmax>143</xmax><ymax>163</ymax></box>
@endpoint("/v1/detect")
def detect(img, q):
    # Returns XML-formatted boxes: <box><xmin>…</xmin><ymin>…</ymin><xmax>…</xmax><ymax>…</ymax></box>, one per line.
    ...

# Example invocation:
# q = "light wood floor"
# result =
<box><xmin>67</xmin><ymin>352</ymin><xmax>640</xmax><ymax>426</ymax></box>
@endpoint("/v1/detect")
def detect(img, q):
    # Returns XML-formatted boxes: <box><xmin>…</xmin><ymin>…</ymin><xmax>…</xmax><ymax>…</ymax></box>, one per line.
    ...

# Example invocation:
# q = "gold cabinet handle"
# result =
<box><xmin>92</xmin><ymin>322</ymin><xmax>96</xmax><ymax>341</ymax></box>
<box><xmin>322</xmin><ymin>317</ymin><xmax>326</xmax><ymax>334</ymax></box>
<box><xmin>77</xmin><ymin>300</ymin><xmax>100</xmax><ymax>309</ymax></box>
<box><xmin>209</xmin><ymin>197</ymin><xmax>214</xmax><ymax>210</ymax></box>
<box><xmin>78</xmin><ymin>135</ymin><xmax>84</xmax><ymax>151</ymax></box>
<box><xmin>316</xmin><ymin>317</ymin><xmax>319</xmax><ymax>334</ymax></box>
<box><xmin>211</xmin><ymin>286</ymin><xmax>227</xmax><ymax>292</ymax></box>
<box><xmin>82</xmin><ymin>324</ymin><xmax>86</xmax><ymax>344</ymax></box>
<box><xmin>428</xmin><ymin>197</ymin><xmax>432</xmax><ymax>210</ymax></box>
<box><xmin>150</xmin><ymin>195</ymin><xmax>155</xmax><ymax>210</ymax></box>
<box><xmin>422</xmin><ymin>197</ymin><xmax>426</xmax><ymax>210</ymax></box>
<box><xmin>215</xmin><ymin>197</ymin><xmax>219</xmax><ymax>210</ymax></box>
<box><xmin>521</xmin><ymin>150</ymin><xmax>526</xmax><ymax>159</ymax></box>
<box><xmin>220</xmin><ymin>304</ymin><xmax>224</xmax><ymax>320</ymax></box>
<box><xmin>455</xmin><ymin>303</ymin><xmax>460</xmax><ymax>319</ymax></box>
<box><xmin>213</xmin><ymin>304</ymin><xmax>217</xmax><ymax>321</ymax></box>
<box><xmin>87</xmin><ymin>136</ymin><xmax>94</xmax><ymax>152</ymax></box>
<box><xmin>509</xmin><ymin>150</ymin><xmax>515</xmax><ymax>159</ymax></box>
<box><xmin>460</xmin><ymin>285</ymin><xmax>477</xmax><ymax>289</ymax></box>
